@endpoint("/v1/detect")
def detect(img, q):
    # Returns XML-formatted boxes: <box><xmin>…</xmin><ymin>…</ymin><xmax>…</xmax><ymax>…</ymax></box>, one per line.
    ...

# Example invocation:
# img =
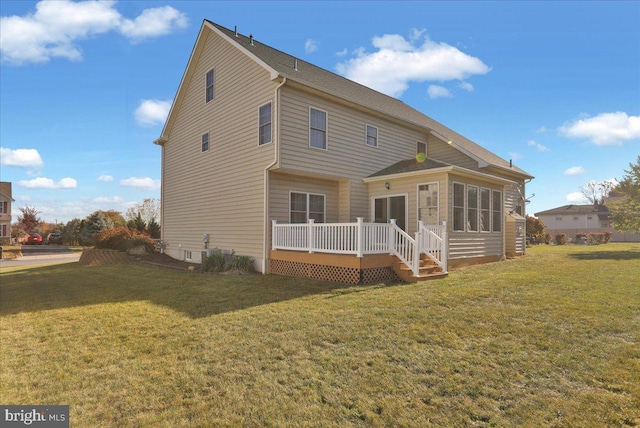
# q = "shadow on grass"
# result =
<box><xmin>0</xmin><ymin>263</ymin><xmax>398</xmax><ymax>318</ymax></box>
<box><xmin>568</xmin><ymin>249</ymin><xmax>640</xmax><ymax>261</ymax></box>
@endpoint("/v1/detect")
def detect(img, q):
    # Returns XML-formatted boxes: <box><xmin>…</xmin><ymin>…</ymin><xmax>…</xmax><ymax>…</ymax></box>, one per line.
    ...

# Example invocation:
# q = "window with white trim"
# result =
<box><xmin>259</xmin><ymin>102</ymin><xmax>272</xmax><ymax>145</ymax></box>
<box><xmin>1</xmin><ymin>224</ymin><xmax>7</xmax><ymax>237</ymax></box>
<box><xmin>185</xmin><ymin>250</ymin><xmax>192</xmax><ymax>261</ymax></box>
<box><xmin>453</xmin><ymin>183</ymin><xmax>465</xmax><ymax>231</ymax></box>
<box><xmin>480</xmin><ymin>188</ymin><xmax>490</xmax><ymax>232</ymax></box>
<box><xmin>0</xmin><ymin>201</ymin><xmax>7</xmax><ymax>214</ymax></box>
<box><xmin>417</xmin><ymin>141</ymin><xmax>427</xmax><ymax>156</ymax></box>
<box><xmin>290</xmin><ymin>192</ymin><xmax>325</xmax><ymax>223</ymax></box>
<box><xmin>366</xmin><ymin>124</ymin><xmax>378</xmax><ymax>147</ymax></box>
<box><xmin>309</xmin><ymin>108</ymin><xmax>327</xmax><ymax>149</ymax></box>
<box><xmin>492</xmin><ymin>190</ymin><xmax>502</xmax><ymax>232</ymax></box>
<box><xmin>467</xmin><ymin>185</ymin><xmax>479</xmax><ymax>232</ymax></box>
<box><xmin>201</xmin><ymin>133</ymin><xmax>209</xmax><ymax>152</ymax></box>
<box><xmin>206</xmin><ymin>69</ymin><xmax>215</xmax><ymax>103</ymax></box>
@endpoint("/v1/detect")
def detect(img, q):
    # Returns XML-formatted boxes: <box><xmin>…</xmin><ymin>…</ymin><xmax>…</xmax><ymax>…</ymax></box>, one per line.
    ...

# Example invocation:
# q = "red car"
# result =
<box><xmin>25</xmin><ymin>233</ymin><xmax>43</xmax><ymax>245</ymax></box>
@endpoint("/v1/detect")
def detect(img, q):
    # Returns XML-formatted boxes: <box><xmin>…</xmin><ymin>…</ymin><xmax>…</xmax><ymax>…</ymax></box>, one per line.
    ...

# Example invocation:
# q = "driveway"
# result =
<box><xmin>0</xmin><ymin>245</ymin><xmax>81</xmax><ymax>268</ymax></box>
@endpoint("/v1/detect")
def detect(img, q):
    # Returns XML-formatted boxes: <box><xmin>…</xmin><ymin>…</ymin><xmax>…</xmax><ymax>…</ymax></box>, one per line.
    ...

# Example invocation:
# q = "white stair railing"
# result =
<box><xmin>418</xmin><ymin>221</ymin><xmax>448</xmax><ymax>273</ymax></box>
<box><xmin>388</xmin><ymin>219</ymin><xmax>419</xmax><ymax>276</ymax></box>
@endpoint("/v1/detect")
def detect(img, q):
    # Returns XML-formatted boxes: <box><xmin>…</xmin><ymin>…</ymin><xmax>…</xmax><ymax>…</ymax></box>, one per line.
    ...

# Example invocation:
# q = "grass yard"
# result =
<box><xmin>1</xmin><ymin>243</ymin><xmax>639</xmax><ymax>427</ymax></box>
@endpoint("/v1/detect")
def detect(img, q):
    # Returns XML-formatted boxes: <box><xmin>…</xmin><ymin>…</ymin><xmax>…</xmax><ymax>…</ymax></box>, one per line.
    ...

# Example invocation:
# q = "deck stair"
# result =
<box><xmin>393</xmin><ymin>254</ymin><xmax>448</xmax><ymax>283</ymax></box>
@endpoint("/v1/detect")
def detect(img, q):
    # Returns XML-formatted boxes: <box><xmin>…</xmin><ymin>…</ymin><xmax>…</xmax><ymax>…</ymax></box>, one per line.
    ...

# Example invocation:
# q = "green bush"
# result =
<box><xmin>586</xmin><ymin>232</ymin><xmax>610</xmax><ymax>245</ymax></box>
<box><xmin>199</xmin><ymin>249</ymin><xmax>255</xmax><ymax>273</ymax></box>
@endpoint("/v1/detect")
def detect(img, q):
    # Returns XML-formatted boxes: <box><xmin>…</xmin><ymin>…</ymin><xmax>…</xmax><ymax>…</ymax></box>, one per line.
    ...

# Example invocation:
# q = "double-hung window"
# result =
<box><xmin>206</xmin><ymin>69</ymin><xmax>215</xmax><ymax>103</ymax></box>
<box><xmin>201</xmin><ymin>133</ymin><xmax>209</xmax><ymax>152</ymax></box>
<box><xmin>290</xmin><ymin>192</ymin><xmax>325</xmax><ymax>223</ymax></box>
<box><xmin>417</xmin><ymin>141</ymin><xmax>427</xmax><ymax>156</ymax></box>
<box><xmin>480</xmin><ymin>188</ymin><xmax>491</xmax><ymax>232</ymax></box>
<box><xmin>259</xmin><ymin>103</ymin><xmax>272</xmax><ymax>145</ymax></box>
<box><xmin>492</xmin><ymin>190</ymin><xmax>502</xmax><ymax>232</ymax></box>
<box><xmin>309</xmin><ymin>108</ymin><xmax>327</xmax><ymax>149</ymax></box>
<box><xmin>467</xmin><ymin>185</ymin><xmax>479</xmax><ymax>231</ymax></box>
<box><xmin>366</xmin><ymin>125</ymin><xmax>378</xmax><ymax>147</ymax></box>
<box><xmin>453</xmin><ymin>183</ymin><xmax>465</xmax><ymax>231</ymax></box>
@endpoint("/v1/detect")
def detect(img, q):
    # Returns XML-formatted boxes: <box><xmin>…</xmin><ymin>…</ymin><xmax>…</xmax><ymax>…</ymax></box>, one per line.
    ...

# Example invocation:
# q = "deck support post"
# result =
<box><xmin>356</xmin><ymin>217</ymin><xmax>364</xmax><ymax>258</ymax></box>
<box><xmin>307</xmin><ymin>219</ymin><xmax>315</xmax><ymax>253</ymax></box>
<box><xmin>389</xmin><ymin>219</ymin><xmax>397</xmax><ymax>255</ymax></box>
<box><xmin>271</xmin><ymin>220</ymin><xmax>277</xmax><ymax>250</ymax></box>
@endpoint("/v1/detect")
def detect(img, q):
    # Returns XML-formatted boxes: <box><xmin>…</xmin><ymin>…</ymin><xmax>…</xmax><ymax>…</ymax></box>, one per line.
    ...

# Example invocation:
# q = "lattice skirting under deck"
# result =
<box><xmin>269</xmin><ymin>259</ymin><xmax>400</xmax><ymax>285</ymax></box>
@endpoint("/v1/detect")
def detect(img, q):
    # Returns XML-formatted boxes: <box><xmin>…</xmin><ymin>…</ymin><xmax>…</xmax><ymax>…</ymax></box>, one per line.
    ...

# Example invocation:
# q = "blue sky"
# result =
<box><xmin>1</xmin><ymin>1</ymin><xmax>639</xmax><ymax>224</ymax></box>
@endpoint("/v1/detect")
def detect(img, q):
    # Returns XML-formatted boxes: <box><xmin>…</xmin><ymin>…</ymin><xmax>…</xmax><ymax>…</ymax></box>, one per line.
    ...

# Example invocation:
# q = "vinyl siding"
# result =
<box><xmin>161</xmin><ymin>28</ymin><xmax>276</xmax><ymax>267</ymax></box>
<box><xmin>269</xmin><ymin>172</ymin><xmax>339</xmax><ymax>224</ymax></box>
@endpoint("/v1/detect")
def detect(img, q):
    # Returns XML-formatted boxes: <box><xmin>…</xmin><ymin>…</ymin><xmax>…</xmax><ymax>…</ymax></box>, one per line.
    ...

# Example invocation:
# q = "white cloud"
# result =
<box><xmin>0</xmin><ymin>1</ymin><xmax>188</xmax><ymax>65</ymax></box>
<box><xmin>564</xmin><ymin>166</ymin><xmax>585</xmax><ymax>176</ymax></box>
<box><xmin>566</xmin><ymin>192</ymin><xmax>588</xmax><ymax>203</ymax></box>
<box><xmin>305</xmin><ymin>39</ymin><xmax>319</xmax><ymax>54</ymax></box>
<box><xmin>427</xmin><ymin>85</ymin><xmax>452</xmax><ymax>99</ymax></box>
<box><xmin>0</xmin><ymin>147</ymin><xmax>44</xmax><ymax>167</ymax></box>
<box><xmin>458</xmin><ymin>81</ymin><xmax>474</xmax><ymax>92</ymax></box>
<box><xmin>134</xmin><ymin>99</ymin><xmax>171</xmax><ymax>127</ymax></box>
<box><xmin>559</xmin><ymin>112</ymin><xmax>640</xmax><ymax>146</ymax></box>
<box><xmin>93</xmin><ymin>196</ymin><xmax>124</xmax><ymax>203</ymax></box>
<box><xmin>97</xmin><ymin>174</ymin><xmax>113</xmax><ymax>182</ymax></box>
<box><xmin>508</xmin><ymin>152</ymin><xmax>523</xmax><ymax>161</ymax></box>
<box><xmin>119</xmin><ymin>6</ymin><xmax>188</xmax><ymax>42</ymax></box>
<box><xmin>537</xmin><ymin>126</ymin><xmax>549</xmax><ymax>133</ymax></box>
<box><xmin>120</xmin><ymin>177</ymin><xmax>160</xmax><ymax>190</ymax></box>
<box><xmin>335</xmin><ymin>29</ymin><xmax>490</xmax><ymax>98</ymax></box>
<box><xmin>527</xmin><ymin>140</ymin><xmax>550</xmax><ymax>152</ymax></box>
<box><xmin>18</xmin><ymin>177</ymin><xmax>77</xmax><ymax>189</ymax></box>
<box><xmin>336</xmin><ymin>48</ymin><xmax>348</xmax><ymax>57</ymax></box>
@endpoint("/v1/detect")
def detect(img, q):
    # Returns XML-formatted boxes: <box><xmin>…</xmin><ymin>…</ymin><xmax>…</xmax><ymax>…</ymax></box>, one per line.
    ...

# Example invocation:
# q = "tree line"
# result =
<box><xmin>12</xmin><ymin>198</ymin><xmax>161</xmax><ymax>246</ymax></box>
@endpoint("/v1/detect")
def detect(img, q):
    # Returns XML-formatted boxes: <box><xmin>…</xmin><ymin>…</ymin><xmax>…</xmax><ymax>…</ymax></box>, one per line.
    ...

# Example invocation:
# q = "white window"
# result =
<box><xmin>201</xmin><ymin>133</ymin><xmax>209</xmax><ymax>152</ymax></box>
<box><xmin>418</xmin><ymin>183</ymin><xmax>438</xmax><ymax>225</ymax></box>
<box><xmin>1</xmin><ymin>224</ymin><xmax>7</xmax><ymax>237</ymax></box>
<box><xmin>480</xmin><ymin>188</ymin><xmax>491</xmax><ymax>232</ymax></box>
<box><xmin>185</xmin><ymin>250</ymin><xmax>192</xmax><ymax>261</ymax></box>
<box><xmin>492</xmin><ymin>190</ymin><xmax>502</xmax><ymax>232</ymax></box>
<box><xmin>290</xmin><ymin>192</ymin><xmax>325</xmax><ymax>223</ymax></box>
<box><xmin>206</xmin><ymin>69</ymin><xmax>215</xmax><ymax>103</ymax></box>
<box><xmin>453</xmin><ymin>183</ymin><xmax>465</xmax><ymax>232</ymax></box>
<box><xmin>259</xmin><ymin>102</ymin><xmax>272</xmax><ymax>145</ymax></box>
<box><xmin>417</xmin><ymin>141</ymin><xmax>427</xmax><ymax>156</ymax></box>
<box><xmin>0</xmin><ymin>201</ymin><xmax>7</xmax><ymax>214</ymax></box>
<box><xmin>467</xmin><ymin>185</ymin><xmax>479</xmax><ymax>232</ymax></box>
<box><xmin>309</xmin><ymin>108</ymin><xmax>327</xmax><ymax>149</ymax></box>
<box><xmin>366</xmin><ymin>124</ymin><xmax>378</xmax><ymax>147</ymax></box>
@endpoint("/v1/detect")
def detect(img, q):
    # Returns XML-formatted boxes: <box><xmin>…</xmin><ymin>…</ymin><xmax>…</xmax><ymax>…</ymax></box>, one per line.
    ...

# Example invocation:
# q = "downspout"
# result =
<box><xmin>261</xmin><ymin>77</ymin><xmax>287</xmax><ymax>273</ymax></box>
<box><xmin>502</xmin><ymin>184</ymin><xmax>507</xmax><ymax>261</ymax></box>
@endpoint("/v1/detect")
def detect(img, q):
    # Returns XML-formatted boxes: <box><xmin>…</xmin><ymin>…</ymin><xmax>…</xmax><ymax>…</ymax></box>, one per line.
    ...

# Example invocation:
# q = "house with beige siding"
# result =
<box><xmin>154</xmin><ymin>20</ymin><xmax>534</xmax><ymax>284</ymax></box>
<box><xmin>0</xmin><ymin>182</ymin><xmax>14</xmax><ymax>244</ymax></box>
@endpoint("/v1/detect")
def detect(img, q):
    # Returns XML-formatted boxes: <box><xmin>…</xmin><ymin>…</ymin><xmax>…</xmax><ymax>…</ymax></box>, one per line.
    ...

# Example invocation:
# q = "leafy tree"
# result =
<box><xmin>96</xmin><ymin>210</ymin><xmax>126</xmax><ymax>227</ymax></box>
<box><xmin>526</xmin><ymin>215</ymin><xmax>545</xmax><ymax>244</ymax></box>
<box><xmin>147</xmin><ymin>217</ymin><xmax>161</xmax><ymax>239</ymax></box>
<box><xmin>127</xmin><ymin>212</ymin><xmax>146</xmax><ymax>232</ymax></box>
<box><xmin>609</xmin><ymin>156</ymin><xmax>640</xmax><ymax>233</ymax></box>
<box><xmin>126</xmin><ymin>198</ymin><xmax>160</xmax><ymax>226</ymax></box>
<box><xmin>80</xmin><ymin>211</ymin><xmax>114</xmax><ymax>245</ymax></box>
<box><xmin>61</xmin><ymin>218</ymin><xmax>83</xmax><ymax>246</ymax></box>
<box><xmin>17</xmin><ymin>206</ymin><xmax>42</xmax><ymax>234</ymax></box>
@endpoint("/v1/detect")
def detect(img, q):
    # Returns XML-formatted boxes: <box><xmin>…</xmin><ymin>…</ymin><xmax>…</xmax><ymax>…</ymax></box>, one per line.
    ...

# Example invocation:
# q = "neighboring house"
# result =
<box><xmin>154</xmin><ymin>20</ymin><xmax>534</xmax><ymax>284</ymax></box>
<box><xmin>0</xmin><ymin>181</ymin><xmax>14</xmax><ymax>244</ymax></box>
<box><xmin>535</xmin><ymin>204</ymin><xmax>640</xmax><ymax>242</ymax></box>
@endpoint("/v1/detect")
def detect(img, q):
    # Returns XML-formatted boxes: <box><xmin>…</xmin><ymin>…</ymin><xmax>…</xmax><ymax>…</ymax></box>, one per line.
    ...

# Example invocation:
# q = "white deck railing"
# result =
<box><xmin>272</xmin><ymin>218</ymin><xmax>448</xmax><ymax>274</ymax></box>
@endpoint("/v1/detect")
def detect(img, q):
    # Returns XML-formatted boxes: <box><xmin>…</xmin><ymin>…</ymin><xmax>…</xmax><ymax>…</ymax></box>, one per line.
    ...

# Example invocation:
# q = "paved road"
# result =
<box><xmin>0</xmin><ymin>245</ymin><xmax>81</xmax><ymax>268</ymax></box>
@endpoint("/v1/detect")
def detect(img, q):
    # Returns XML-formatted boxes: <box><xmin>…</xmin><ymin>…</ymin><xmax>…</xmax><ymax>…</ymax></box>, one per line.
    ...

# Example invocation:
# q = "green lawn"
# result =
<box><xmin>1</xmin><ymin>243</ymin><xmax>639</xmax><ymax>427</ymax></box>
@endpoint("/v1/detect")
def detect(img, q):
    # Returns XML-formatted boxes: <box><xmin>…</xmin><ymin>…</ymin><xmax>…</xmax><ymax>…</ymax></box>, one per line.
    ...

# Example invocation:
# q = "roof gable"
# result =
<box><xmin>535</xmin><ymin>204</ymin><xmax>609</xmax><ymax>216</ymax></box>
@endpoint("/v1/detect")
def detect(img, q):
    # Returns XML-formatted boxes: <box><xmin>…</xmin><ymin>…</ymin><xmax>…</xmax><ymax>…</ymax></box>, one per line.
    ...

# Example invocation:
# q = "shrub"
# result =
<box><xmin>603</xmin><ymin>231</ymin><xmax>613</xmax><ymax>243</ymax></box>
<box><xmin>199</xmin><ymin>249</ymin><xmax>255</xmax><ymax>273</ymax></box>
<box><xmin>544</xmin><ymin>233</ymin><xmax>553</xmax><ymax>244</ymax></box>
<box><xmin>555</xmin><ymin>233</ymin><xmax>567</xmax><ymax>245</ymax></box>
<box><xmin>586</xmin><ymin>232</ymin><xmax>609</xmax><ymax>245</ymax></box>
<box><xmin>94</xmin><ymin>227</ymin><xmax>156</xmax><ymax>253</ymax></box>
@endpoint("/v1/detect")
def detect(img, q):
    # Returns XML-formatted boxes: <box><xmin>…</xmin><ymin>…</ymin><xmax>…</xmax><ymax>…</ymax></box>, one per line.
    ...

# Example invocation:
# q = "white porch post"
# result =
<box><xmin>389</xmin><ymin>219</ymin><xmax>397</xmax><ymax>255</ymax></box>
<box><xmin>308</xmin><ymin>219</ymin><xmax>315</xmax><ymax>253</ymax></box>
<box><xmin>356</xmin><ymin>217</ymin><xmax>364</xmax><ymax>258</ymax></box>
<box><xmin>442</xmin><ymin>220</ymin><xmax>448</xmax><ymax>272</ymax></box>
<box><xmin>413</xmin><ymin>231</ymin><xmax>421</xmax><ymax>276</ymax></box>
<box><xmin>271</xmin><ymin>220</ymin><xmax>277</xmax><ymax>250</ymax></box>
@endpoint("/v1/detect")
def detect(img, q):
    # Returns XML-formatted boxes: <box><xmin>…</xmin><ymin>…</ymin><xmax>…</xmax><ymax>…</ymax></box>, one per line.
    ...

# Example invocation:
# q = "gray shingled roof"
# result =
<box><xmin>534</xmin><ymin>204</ymin><xmax>610</xmax><ymax>216</ymax></box>
<box><xmin>367</xmin><ymin>158</ymin><xmax>451</xmax><ymax>178</ymax></box>
<box><xmin>208</xmin><ymin>21</ymin><xmax>532</xmax><ymax>179</ymax></box>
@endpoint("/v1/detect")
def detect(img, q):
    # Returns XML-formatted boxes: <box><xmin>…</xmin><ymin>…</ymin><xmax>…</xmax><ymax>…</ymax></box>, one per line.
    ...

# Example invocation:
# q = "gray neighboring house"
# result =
<box><xmin>153</xmin><ymin>20</ymin><xmax>534</xmax><ymax>284</ymax></box>
<box><xmin>535</xmin><ymin>204</ymin><xmax>640</xmax><ymax>242</ymax></box>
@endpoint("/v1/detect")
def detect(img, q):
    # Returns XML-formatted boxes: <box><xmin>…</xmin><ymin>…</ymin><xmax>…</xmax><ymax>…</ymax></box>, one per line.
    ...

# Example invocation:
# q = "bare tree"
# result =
<box><xmin>17</xmin><ymin>206</ymin><xmax>42</xmax><ymax>234</ymax></box>
<box><xmin>126</xmin><ymin>198</ymin><xmax>160</xmax><ymax>226</ymax></box>
<box><xmin>580</xmin><ymin>180</ymin><xmax>616</xmax><ymax>206</ymax></box>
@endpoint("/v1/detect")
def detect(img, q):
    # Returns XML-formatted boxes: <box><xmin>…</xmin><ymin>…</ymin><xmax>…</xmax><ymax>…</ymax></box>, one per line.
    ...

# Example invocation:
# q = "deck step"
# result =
<box><xmin>392</xmin><ymin>256</ymin><xmax>447</xmax><ymax>283</ymax></box>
